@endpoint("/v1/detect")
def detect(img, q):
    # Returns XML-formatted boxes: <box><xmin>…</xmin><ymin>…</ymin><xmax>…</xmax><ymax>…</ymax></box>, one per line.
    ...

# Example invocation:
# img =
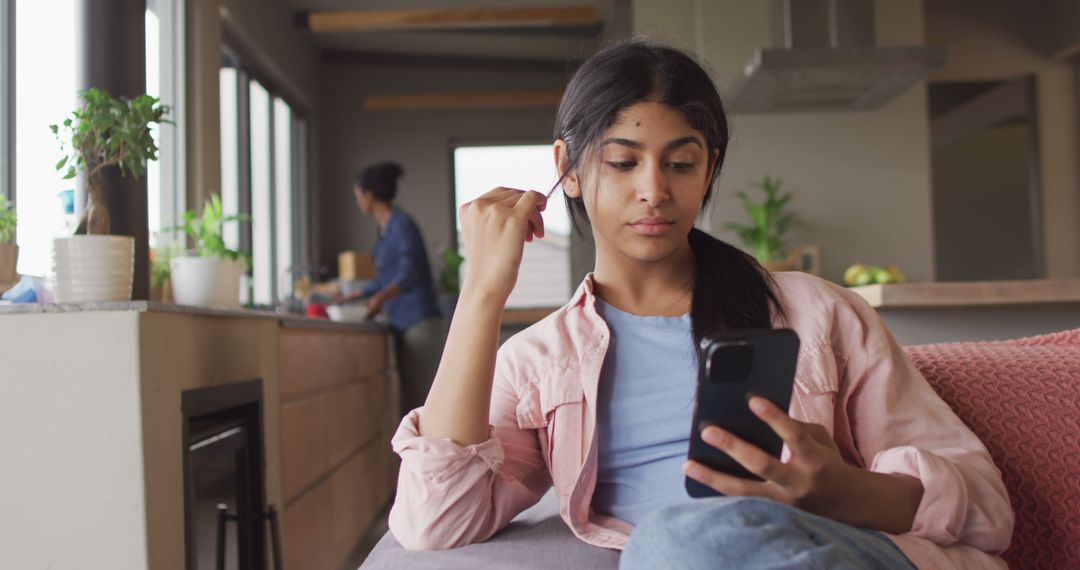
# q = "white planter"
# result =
<box><xmin>0</xmin><ymin>243</ymin><xmax>17</xmax><ymax>293</ymax></box>
<box><xmin>52</xmin><ymin>236</ymin><xmax>134</xmax><ymax>303</ymax></box>
<box><xmin>170</xmin><ymin>256</ymin><xmax>245</xmax><ymax>309</ymax></box>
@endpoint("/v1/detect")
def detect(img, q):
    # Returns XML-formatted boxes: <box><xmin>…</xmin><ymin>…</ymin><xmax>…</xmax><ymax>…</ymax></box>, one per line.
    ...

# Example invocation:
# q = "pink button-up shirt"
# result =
<box><xmin>389</xmin><ymin>272</ymin><xmax>1014</xmax><ymax>569</ymax></box>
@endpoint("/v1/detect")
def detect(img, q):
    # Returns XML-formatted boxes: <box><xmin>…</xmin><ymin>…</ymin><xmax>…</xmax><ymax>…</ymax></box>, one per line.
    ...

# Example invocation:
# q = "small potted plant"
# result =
<box><xmin>724</xmin><ymin>176</ymin><xmax>798</xmax><ymax>271</ymax></box>
<box><xmin>168</xmin><ymin>195</ymin><xmax>249</xmax><ymax>308</ymax></box>
<box><xmin>0</xmin><ymin>194</ymin><xmax>17</xmax><ymax>294</ymax></box>
<box><xmin>437</xmin><ymin>246</ymin><xmax>464</xmax><ymax>321</ymax></box>
<box><xmin>51</xmin><ymin>87</ymin><xmax>169</xmax><ymax>302</ymax></box>
<box><xmin>150</xmin><ymin>242</ymin><xmax>179</xmax><ymax>303</ymax></box>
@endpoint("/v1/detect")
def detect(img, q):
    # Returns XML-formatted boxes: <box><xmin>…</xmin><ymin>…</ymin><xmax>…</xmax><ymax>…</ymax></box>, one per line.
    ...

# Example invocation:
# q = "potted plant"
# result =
<box><xmin>50</xmin><ymin>87</ymin><xmax>169</xmax><ymax>302</ymax></box>
<box><xmin>723</xmin><ymin>176</ymin><xmax>798</xmax><ymax>272</ymax></box>
<box><xmin>168</xmin><ymin>195</ymin><xmax>249</xmax><ymax>308</ymax></box>
<box><xmin>437</xmin><ymin>246</ymin><xmax>464</xmax><ymax>321</ymax></box>
<box><xmin>150</xmin><ymin>242</ymin><xmax>179</xmax><ymax>303</ymax></box>
<box><xmin>0</xmin><ymin>194</ymin><xmax>17</xmax><ymax>294</ymax></box>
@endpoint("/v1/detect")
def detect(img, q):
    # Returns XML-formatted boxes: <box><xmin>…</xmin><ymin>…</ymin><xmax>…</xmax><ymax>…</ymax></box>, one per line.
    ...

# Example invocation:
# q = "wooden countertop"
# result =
<box><xmin>848</xmin><ymin>279</ymin><xmax>1080</xmax><ymax>309</ymax></box>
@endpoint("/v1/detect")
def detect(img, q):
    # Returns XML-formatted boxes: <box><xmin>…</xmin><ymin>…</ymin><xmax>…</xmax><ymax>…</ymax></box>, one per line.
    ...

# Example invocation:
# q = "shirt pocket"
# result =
<box><xmin>791</xmin><ymin>340</ymin><xmax>841</xmax><ymax>429</ymax></box>
<box><xmin>515</xmin><ymin>368</ymin><xmax>585</xmax><ymax>495</ymax></box>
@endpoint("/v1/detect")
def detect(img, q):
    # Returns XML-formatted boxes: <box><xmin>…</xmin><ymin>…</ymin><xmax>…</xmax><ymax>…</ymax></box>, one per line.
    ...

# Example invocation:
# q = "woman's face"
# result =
<box><xmin>558</xmin><ymin>101</ymin><xmax>714</xmax><ymax>265</ymax></box>
<box><xmin>354</xmin><ymin>185</ymin><xmax>373</xmax><ymax>215</ymax></box>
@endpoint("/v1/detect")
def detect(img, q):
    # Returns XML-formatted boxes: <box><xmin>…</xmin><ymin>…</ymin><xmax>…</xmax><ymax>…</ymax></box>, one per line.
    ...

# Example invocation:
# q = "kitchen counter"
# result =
<box><xmin>847</xmin><ymin>279</ymin><xmax>1080</xmax><ymax>344</ymax></box>
<box><xmin>0</xmin><ymin>298</ymin><xmax>397</xmax><ymax>570</ymax></box>
<box><xmin>848</xmin><ymin>278</ymin><xmax>1080</xmax><ymax>308</ymax></box>
<box><xmin>0</xmin><ymin>301</ymin><xmax>389</xmax><ymax>332</ymax></box>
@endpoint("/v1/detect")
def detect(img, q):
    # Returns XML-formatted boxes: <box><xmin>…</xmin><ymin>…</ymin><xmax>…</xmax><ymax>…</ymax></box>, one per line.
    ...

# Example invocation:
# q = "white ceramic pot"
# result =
<box><xmin>0</xmin><ymin>243</ymin><xmax>18</xmax><ymax>293</ymax></box>
<box><xmin>170</xmin><ymin>256</ymin><xmax>246</xmax><ymax>309</ymax></box>
<box><xmin>52</xmin><ymin>236</ymin><xmax>134</xmax><ymax>303</ymax></box>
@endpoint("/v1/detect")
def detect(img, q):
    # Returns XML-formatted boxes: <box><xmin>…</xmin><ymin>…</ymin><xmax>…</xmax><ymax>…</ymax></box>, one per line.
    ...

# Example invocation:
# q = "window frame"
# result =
<box><xmin>219</xmin><ymin>43</ymin><xmax>308</xmax><ymax>305</ymax></box>
<box><xmin>0</xmin><ymin>0</ymin><xmax>14</xmax><ymax>205</ymax></box>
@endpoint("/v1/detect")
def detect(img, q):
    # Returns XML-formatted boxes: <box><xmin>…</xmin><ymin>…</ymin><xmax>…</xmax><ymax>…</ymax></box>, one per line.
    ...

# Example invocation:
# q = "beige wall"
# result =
<box><xmin>932</xmin><ymin>123</ymin><xmax>1036</xmax><ymax>280</ymax></box>
<box><xmin>315</xmin><ymin>62</ymin><xmax>569</xmax><ymax>273</ymax></box>
<box><xmin>186</xmin><ymin>0</ymin><xmax>322</xmax><ymax>257</ymax></box>
<box><xmin>635</xmin><ymin>0</ymin><xmax>936</xmax><ymax>283</ymax></box>
<box><xmin>927</xmin><ymin>0</ymin><xmax>1080</xmax><ymax>278</ymax></box>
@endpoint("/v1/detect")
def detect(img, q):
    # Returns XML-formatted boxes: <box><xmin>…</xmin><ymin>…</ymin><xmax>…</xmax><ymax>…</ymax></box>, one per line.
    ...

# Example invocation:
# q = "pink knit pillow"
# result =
<box><xmin>905</xmin><ymin>329</ymin><xmax>1080</xmax><ymax>570</ymax></box>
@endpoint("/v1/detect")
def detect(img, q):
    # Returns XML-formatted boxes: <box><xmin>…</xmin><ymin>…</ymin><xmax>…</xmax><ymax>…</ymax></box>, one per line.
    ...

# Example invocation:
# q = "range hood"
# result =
<box><xmin>727</xmin><ymin>0</ymin><xmax>945</xmax><ymax>113</ymax></box>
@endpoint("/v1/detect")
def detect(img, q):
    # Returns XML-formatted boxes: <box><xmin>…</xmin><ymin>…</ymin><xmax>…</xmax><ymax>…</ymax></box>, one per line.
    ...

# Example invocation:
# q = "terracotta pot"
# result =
<box><xmin>0</xmin><ymin>243</ymin><xmax>18</xmax><ymax>293</ymax></box>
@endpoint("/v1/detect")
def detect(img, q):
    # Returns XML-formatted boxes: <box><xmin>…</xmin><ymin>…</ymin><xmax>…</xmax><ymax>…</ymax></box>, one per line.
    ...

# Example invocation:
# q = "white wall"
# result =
<box><xmin>0</xmin><ymin>313</ymin><xmax>147</xmax><ymax>570</ymax></box>
<box><xmin>635</xmin><ymin>0</ymin><xmax>936</xmax><ymax>283</ymax></box>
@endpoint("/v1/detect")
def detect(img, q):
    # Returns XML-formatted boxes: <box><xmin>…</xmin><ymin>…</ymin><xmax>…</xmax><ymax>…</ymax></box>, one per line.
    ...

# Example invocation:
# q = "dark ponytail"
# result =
<box><xmin>357</xmin><ymin>161</ymin><xmax>404</xmax><ymax>202</ymax></box>
<box><xmin>688</xmin><ymin>228</ymin><xmax>785</xmax><ymax>342</ymax></box>
<box><xmin>554</xmin><ymin>39</ymin><xmax>786</xmax><ymax>346</ymax></box>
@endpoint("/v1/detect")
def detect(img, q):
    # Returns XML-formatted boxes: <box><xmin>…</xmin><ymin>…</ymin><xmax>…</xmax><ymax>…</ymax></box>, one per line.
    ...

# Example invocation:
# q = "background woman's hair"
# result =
<box><xmin>553</xmin><ymin>39</ymin><xmax>786</xmax><ymax>344</ymax></box>
<box><xmin>357</xmin><ymin>161</ymin><xmax>405</xmax><ymax>202</ymax></box>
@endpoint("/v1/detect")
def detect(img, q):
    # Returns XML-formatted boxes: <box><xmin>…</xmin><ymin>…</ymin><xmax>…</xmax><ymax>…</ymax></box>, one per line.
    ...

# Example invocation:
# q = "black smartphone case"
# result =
<box><xmin>685</xmin><ymin>328</ymin><xmax>800</xmax><ymax>498</ymax></box>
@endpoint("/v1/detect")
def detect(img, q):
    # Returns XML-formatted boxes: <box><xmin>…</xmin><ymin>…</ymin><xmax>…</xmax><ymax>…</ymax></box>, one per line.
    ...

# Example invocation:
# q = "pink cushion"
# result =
<box><xmin>906</xmin><ymin>329</ymin><xmax>1080</xmax><ymax>570</ymax></box>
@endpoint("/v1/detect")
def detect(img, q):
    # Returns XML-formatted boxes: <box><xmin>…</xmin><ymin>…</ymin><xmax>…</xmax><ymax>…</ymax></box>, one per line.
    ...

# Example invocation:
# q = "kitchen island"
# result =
<box><xmin>0</xmin><ymin>302</ymin><xmax>398</xmax><ymax>570</ymax></box>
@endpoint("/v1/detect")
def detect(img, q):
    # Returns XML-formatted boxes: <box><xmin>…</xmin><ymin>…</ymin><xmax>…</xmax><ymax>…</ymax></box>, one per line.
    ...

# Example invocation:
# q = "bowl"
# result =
<box><xmin>326</xmin><ymin>302</ymin><xmax>371</xmax><ymax>323</ymax></box>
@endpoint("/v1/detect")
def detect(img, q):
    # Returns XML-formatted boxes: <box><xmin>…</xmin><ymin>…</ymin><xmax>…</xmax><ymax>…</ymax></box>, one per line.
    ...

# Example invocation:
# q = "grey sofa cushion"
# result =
<box><xmin>360</xmin><ymin>492</ymin><xmax>621</xmax><ymax>569</ymax></box>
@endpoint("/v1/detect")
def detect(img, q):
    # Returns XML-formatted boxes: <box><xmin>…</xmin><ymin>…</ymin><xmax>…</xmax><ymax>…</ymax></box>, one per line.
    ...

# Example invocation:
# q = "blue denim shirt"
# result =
<box><xmin>361</xmin><ymin>208</ymin><xmax>441</xmax><ymax>332</ymax></box>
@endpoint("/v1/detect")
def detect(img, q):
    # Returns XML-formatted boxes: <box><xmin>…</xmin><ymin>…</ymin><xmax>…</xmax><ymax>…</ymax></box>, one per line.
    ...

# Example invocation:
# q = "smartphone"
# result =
<box><xmin>685</xmin><ymin>328</ymin><xmax>800</xmax><ymax>498</ymax></box>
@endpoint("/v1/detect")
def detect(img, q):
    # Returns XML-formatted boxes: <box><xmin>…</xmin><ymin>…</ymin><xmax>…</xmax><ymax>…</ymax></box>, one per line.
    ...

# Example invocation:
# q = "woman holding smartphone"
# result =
<box><xmin>387</xmin><ymin>41</ymin><xmax>1012</xmax><ymax>569</ymax></box>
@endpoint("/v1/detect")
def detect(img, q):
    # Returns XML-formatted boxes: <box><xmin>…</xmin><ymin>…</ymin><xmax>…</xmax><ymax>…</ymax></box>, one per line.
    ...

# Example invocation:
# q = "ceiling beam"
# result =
<box><xmin>305</xmin><ymin>5</ymin><xmax>599</xmax><ymax>34</ymax></box>
<box><xmin>364</xmin><ymin>91</ymin><xmax>564</xmax><ymax>111</ymax></box>
<box><xmin>322</xmin><ymin>49</ymin><xmax>574</xmax><ymax>73</ymax></box>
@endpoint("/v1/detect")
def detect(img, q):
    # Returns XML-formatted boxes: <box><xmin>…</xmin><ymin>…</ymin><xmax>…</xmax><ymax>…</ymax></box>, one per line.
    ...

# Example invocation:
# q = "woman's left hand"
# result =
<box><xmin>684</xmin><ymin>396</ymin><xmax>867</xmax><ymax>526</ymax></box>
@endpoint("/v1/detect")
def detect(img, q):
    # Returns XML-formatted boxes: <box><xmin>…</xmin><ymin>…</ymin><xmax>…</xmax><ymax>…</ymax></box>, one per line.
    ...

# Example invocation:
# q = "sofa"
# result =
<box><xmin>361</xmin><ymin>329</ymin><xmax>1080</xmax><ymax>569</ymax></box>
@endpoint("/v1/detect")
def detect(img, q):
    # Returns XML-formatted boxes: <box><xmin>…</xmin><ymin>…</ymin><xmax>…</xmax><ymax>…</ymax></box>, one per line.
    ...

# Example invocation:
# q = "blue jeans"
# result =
<box><xmin>620</xmin><ymin>497</ymin><xmax>917</xmax><ymax>570</ymax></box>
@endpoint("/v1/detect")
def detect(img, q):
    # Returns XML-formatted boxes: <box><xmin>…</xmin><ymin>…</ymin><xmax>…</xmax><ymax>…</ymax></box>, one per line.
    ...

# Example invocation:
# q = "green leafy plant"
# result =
<box><xmin>439</xmin><ymin>247</ymin><xmax>464</xmax><ymax>295</ymax></box>
<box><xmin>170</xmin><ymin>195</ymin><xmax>250</xmax><ymax>264</ymax></box>
<box><xmin>51</xmin><ymin>87</ymin><xmax>170</xmax><ymax>235</ymax></box>
<box><xmin>150</xmin><ymin>243</ymin><xmax>180</xmax><ymax>290</ymax></box>
<box><xmin>724</xmin><ymin>176</ymin><xmax>797</xmax><ymax>263</ymax></box>
<box><xmin>0</xmin><ymin>194</ymin><xmax>15</xmax><ymax>244</ymax></box>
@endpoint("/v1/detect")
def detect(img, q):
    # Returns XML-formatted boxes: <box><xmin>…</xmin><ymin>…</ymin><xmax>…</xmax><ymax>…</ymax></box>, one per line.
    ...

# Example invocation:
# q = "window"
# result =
<box><xmin>249</xmin><ymin>79</ymin><xmax>272</xmax><ymax>305</ymax></box>
<box><xmin>14</xmin><ymin>0</ymin><xmax>78</xmax><ymax>277</ymax></box>
<box><xmin>453</xmin><ymin>144</ymin><xmax>571</xmax><ymax>308</ymax></box>
<box><xmin>219</xmin><ymin>49</ymin><xmax>306</xmax><ymax>306</ymax></box>
<box><xmin>9</xmin><ymin>0</ymin><xmax>183</xmax><ymax>277</ymax></box>
<box><xmin>273</xmin><ymin>98</ymin><xmax>294</xmax><ymax>300</ymax></box>
<box><xmin>146</xmin><ymin>0</ymin><xmax>185</xmax><ymax>249</ymax></box>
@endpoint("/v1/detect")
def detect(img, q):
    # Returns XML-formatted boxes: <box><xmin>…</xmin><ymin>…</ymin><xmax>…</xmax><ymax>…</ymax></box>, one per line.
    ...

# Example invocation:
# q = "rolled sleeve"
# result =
<box><xmin>359</xmin><ymin>275</ymin><xmax>383</xmax><ymax>298</ymax></box>
<box><xmin>387</xmin><ymin>365</ymin><xmax>551</xmax><ymax>550</ymax></box>
<box><xmin>391</xmin><ymin>409</ymin><xmax>506</xmax><ymax>481</ymax></box>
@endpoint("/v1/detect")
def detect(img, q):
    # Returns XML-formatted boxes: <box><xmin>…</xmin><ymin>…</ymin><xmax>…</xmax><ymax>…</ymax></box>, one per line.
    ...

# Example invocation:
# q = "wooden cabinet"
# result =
<box><xmin>279</xmin><ymin>327</ymin><xmax>399</xmax><ymax>570</ymax></box>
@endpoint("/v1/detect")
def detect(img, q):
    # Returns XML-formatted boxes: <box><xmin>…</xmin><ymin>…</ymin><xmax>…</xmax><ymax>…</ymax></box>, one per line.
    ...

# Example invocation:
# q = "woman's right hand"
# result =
<box><xmin>458</xmin><ymin>187</ymin><xmax>547</xmax><ymax>302</ymax></box>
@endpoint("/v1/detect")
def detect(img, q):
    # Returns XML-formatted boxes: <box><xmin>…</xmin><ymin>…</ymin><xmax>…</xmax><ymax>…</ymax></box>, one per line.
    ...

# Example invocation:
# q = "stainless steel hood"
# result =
<box><xmin>727</xmin><ymin>0</ymin><xmax>945</xmax><ymax>113</ymax></box>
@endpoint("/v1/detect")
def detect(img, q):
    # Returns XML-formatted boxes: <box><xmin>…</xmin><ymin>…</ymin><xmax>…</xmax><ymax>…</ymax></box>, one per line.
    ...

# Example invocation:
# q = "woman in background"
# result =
<box><xmin>354</xmin><ymin>161</ymin><xmax>444</xmax><ymax>413</ymax></box>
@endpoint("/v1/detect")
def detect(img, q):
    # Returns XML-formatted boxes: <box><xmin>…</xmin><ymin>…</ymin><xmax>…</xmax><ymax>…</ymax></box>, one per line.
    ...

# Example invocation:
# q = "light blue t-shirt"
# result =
<box><xmin>592</xmin><ymin>298</ymin><xmax>698</xmax><ymax>526</ymax></box>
